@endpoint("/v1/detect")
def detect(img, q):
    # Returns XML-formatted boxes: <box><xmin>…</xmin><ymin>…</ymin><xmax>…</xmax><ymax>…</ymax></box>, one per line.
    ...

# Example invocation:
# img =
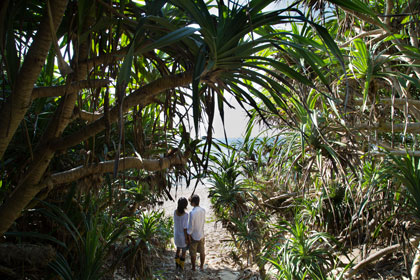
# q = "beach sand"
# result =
<box><xmin>151</xmin><ymin>181</ymin><xmax>258</xmax><ymax>280</ymax></box>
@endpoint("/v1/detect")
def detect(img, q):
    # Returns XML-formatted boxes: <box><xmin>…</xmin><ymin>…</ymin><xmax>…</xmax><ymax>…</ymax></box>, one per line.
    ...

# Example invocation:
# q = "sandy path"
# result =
<box><xmin>151</xmin><ymin>182</ymin><xmax>244</xmax><ymax>280</ymax></box>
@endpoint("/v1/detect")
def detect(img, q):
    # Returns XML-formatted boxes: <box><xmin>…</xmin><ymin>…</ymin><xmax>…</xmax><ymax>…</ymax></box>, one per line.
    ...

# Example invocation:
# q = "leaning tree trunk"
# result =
<box><xmin>0</xmin><ymin>0</ymin><xmax>68</xmax><ymax>159</ymax></box>
<box><xmin>0</xmin><ymin>72</ymin><xmax>193</xmax><ymax>236</ymax></box>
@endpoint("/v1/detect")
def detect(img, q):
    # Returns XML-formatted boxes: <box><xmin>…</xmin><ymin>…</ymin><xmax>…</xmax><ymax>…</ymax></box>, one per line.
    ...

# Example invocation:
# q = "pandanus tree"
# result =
<box><xmin>242</xmin><ymin>0</ymin><xmax>420</xmax><ymax>277</ymax></box>
<box><xmin>248</xmin><ymin>0</ymin><xmax>420</xmax><ymax>192</ymax></box>
<box><xmin>0</xmin><ymin>0</ymin><xmax>347</xmax><ymax>245</ymax></box>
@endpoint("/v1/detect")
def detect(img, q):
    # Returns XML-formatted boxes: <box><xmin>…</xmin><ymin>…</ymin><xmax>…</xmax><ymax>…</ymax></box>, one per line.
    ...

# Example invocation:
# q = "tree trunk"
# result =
<box><xmin>0</xmin><ymin>0</ymin><xmax>68</xmax><ymax>159</ymax></box>
<box><xmin>53</xmin><ymin>71</ymin><xmax>193</xmax><ymax>151</ymax></box>
<box><xmin>0</xmin><ymin>72</ymin><xmax>193</xmax><ymax>236</ymax></box>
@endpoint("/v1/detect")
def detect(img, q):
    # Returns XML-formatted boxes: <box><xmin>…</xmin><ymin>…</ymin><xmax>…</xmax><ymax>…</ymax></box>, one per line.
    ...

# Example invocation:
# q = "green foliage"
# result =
<box><xmin>267</xmin><ymin>218</ymin><xmax>337</xmax><ymax>280</ymax></box>
<box><xmin>388</xmin><ymin>153</ymin><xmax>420</xmax><ymax>220</ymax></box>
<box><xmin>35</xmin><ymin>200</ymin><xmax>127</xmax><ymax>280</ymax></box>
<box><xmin>120</xmin><ymin>210</ymin><xmax>173</xmax><ymax>278</ymax></box>
<box><xmin>130</xmin><ymin>210</ymin><xmax>172</xmax><ymax>251</ymax></box>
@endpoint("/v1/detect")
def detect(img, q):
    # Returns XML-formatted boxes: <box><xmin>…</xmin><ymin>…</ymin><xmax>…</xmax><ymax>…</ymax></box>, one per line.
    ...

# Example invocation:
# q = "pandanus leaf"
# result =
<box><xmin>192</xmin><ymin>45</ymin><xmax>207</xmax><ymax>135</ymax></box>
<box><xmin>141</xmin><ymin>26</ymin><xmax>199</xmax><ymax>53</ymax></box>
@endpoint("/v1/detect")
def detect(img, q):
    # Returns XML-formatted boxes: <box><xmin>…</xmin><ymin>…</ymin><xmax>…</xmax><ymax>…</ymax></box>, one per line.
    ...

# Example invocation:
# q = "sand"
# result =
<box><xmin>150</xmin><ymin>182</ymin><xmax>257</xmax><ymax>280</ymax></box>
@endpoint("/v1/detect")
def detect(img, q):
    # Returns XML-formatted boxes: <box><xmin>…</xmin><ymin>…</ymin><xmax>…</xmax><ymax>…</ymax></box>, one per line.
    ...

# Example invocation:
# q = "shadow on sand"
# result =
<box><xmin>152</xmin><ymin>248</ymin><xmax>240</xmax><ymax>280</ymax></box>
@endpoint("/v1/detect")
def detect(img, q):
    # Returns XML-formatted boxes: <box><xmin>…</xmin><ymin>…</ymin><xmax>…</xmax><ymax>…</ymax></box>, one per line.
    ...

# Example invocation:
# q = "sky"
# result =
<box><xmin>208</xmin><ymin>1</ymin><xmax>290</xmax><ymax>139</ymax></box>
<box><xmin>210</xmin><ymin>96</ymin><xmax>263</xmax><ymax>139</ymax></box>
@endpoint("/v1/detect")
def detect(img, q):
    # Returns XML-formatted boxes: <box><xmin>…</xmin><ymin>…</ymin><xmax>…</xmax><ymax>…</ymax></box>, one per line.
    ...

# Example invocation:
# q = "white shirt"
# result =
<box><xmin>187</xmin><ymin>206</ymin><xmax>206</xmax><ymax>241</ymax></box>
<box><xmin>173</xmin><ymin>210</ymin><xmax>189</xmax><ymax>248</ymax></box>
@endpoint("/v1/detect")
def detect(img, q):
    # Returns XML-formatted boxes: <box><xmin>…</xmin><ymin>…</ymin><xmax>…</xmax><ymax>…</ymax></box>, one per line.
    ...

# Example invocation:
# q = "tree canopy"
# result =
<box><xmin>1</xmin><ymin>0</ymin><xmax>420</xmax><ymax>278</ymax></box>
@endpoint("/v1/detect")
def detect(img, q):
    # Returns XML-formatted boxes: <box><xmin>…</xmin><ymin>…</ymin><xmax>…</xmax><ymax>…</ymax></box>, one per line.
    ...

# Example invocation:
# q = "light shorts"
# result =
<box><xmin>189</xmin><ymin>237</ymin><xmax>205</xmax><ymax>258</ymax></box>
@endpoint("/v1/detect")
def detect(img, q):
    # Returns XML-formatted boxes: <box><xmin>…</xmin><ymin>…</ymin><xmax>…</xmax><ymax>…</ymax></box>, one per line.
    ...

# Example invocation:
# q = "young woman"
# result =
<box><xmin>173</xmin><ymin>197</ymin><xmax>189</xmax><ymax>270</ymax></box>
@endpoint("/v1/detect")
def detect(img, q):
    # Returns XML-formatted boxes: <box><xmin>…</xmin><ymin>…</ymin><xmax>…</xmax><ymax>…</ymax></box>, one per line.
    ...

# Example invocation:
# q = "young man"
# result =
<box><xmin>187</xmin><ymin>194</ymin><xmax>206</xmax><ymax>271</ymax></box>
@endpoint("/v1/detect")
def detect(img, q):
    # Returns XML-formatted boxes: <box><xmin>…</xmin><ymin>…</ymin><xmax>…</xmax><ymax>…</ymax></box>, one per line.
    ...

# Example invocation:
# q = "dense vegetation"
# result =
<box><xmin>1</xmin><ymin>0</ymin><xmax>420</xmax><ymax>278</ymax></box>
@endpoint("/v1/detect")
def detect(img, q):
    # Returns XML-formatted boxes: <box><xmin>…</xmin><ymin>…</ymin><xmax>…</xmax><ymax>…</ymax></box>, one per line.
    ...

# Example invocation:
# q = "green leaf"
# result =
<box><xmin>49</xmin><ymin>253</ymin><xmax>73</xmax><ymax>280</ymax></box>
<box><xmin>327</xmin><ymin>0</ymin><xmax>379</xmax><ymax>19</ymax></box>
<box><xmin>311</xmin><ymin>23</ymin><xmax>344</xmax><ymax>70</ymax></box>
<box><xmin>141</xmin><ymin>26</ymin><xmax>199</xmax><ymax>52</ymax></box>
<box><xmin>192</xmin><ymin>45</ymin><xmax>207</xmax><ymax>136</ymax></box>
<box><xmin>399</xmin><ymin>74</ymin><xmax>420</xmax><ymax>90</ymax></box>
<box><xmin>116</xmin><ymin>42</ymin><xmax>134</xmax><ymax>93</ymax></box>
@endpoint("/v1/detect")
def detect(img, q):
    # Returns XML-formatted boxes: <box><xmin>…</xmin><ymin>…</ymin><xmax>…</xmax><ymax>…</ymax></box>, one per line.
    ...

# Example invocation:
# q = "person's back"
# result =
<box><xmin>173</xmin><ymin>197</ymin><xmax>189</xmax><ymax>270</ymax></box>
<box><xmin>187</xmin><ymin>194</ymin><xmax>206</xmax><ymax>271</ymax></box>
<box><xmin>173</xmin><ymin>210</ymin><xmax>188</xmax><ymax>248</ymax></box>
<box><xmin>188</xmin><ymin>206</ymin><xmax>205</xmax><ymax>240</ymax></box>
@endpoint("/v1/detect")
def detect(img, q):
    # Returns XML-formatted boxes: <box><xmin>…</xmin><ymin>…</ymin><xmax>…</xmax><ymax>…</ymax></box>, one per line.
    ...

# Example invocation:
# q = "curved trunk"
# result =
<box><xmin>0</xmin><ymin>0</ymin><xmax>68</xmax><ymax>159</ymax></box>
<box><xmin>0</xmin><ymin>72</ymin><xmax>193</xmax><ymax>236</ymax></box>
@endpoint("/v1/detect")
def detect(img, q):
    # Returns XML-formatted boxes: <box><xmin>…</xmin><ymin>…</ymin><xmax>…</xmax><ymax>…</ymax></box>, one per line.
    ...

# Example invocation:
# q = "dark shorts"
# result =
<box><xmin>189</xmin><ymin>237</ymin><xmax>205</xmax><ymax>258</ymax></box>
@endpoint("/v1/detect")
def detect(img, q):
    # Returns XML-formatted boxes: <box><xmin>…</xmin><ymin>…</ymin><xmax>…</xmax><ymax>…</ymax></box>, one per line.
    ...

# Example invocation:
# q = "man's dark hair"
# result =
<box><xmin>191</xmin><ymin>194</ymin><xmax>200</xmax><ymax>206</ymax></box>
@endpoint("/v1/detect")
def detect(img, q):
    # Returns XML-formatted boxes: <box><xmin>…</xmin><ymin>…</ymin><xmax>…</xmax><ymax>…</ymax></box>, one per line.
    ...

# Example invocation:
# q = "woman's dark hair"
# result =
<box><xmin>177</xmin><ymin>197</ymin><xmax>188</xmax><ymax>214</ymax></box>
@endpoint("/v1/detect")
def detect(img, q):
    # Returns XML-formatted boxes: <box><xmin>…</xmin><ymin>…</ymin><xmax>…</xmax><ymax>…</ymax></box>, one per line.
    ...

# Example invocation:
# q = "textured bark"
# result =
<box><xmin>352</xmin><ymin>122</ymin><xmax>420</xmax><ymax>133</ymax></box>
<box><xmin>51</xmin><ymin>152</ymin><xmax>189</xmax><ymax>186</ymax></box>
<box><xmin>72</xmin><ymin>107</ymin><xmax>103</xmax><ymax>122</ymax></box>
<box><xmin>32</xmin><ymin>79</ymin><xmax>110</xmax><ymax>99</ymax></box>
<box><xmin>0</xmin><ymin>0</ymin><xmax>68</xmax><ymax>159</ymax></box>
<box><xmin>344</xmin><ymin>237</ymin><xmax>420</xmax><ymax>279</ymax></box>
<box><xmin>0</xmin><ymin>146</ymin><xmax>55</xmax><ymax>236</ymax></box>
<box><xmin>53</xmin><ymin>71</ymin><xmax>193</xmax><ymax>151</ymax></box>
<box><xmin>353</xmin><ymin>98</ymin><xmax>420</xmax><ymax>121</ymax></box>
<box><xmin>0</xmin><ymin>1</ymin><xmax>92</xmax><ymax>236</ymax></box>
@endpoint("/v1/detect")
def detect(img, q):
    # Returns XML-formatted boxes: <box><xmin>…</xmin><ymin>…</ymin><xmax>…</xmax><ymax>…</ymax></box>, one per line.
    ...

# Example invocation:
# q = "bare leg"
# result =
<box><xmin>178</xmin><ymin>249</ymin><xmax>186</xmax><ymax>270</ymax></box>
<box><xmin>191</xmin><ymin>254</ymin><xmax>196</xmax><ymax>271</ymax></box>
<box><xmin>200</xmin><ymin>253</ymin><xmax>205</xmax><ymax>270</ymax></box>
<box><xmin>175</xmin><ymin>248</ymin><xmax>181</xmax><ymax>269</ymax></box>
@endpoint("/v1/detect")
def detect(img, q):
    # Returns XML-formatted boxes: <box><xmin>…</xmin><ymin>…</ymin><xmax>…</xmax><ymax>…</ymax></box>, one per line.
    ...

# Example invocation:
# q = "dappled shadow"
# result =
<box><xmin>152</xmin><ymin>248</ymin><xmax>241</xmax><ymax>280</ymax></box>
<box><xmin>152</xmin><ymin>182</ymin><xmax>262</xmax><ymax>279</ymax></box>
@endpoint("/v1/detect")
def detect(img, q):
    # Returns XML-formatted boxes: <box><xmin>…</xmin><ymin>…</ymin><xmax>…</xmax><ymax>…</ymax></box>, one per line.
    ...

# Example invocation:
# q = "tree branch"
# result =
<box><xmin>344</xmin><ymin>237</ymin><xmax>420</xmax><ymax>279</ymax></box>
<box><xmin>51</xmin><ymin>152</ymin><xmax>189</xmax><ymax>186</ymax></box>
<box><xmin>0</xmin><ymin>0</ymin><xmax>68</xmax><ymax>159</ymax></box>
<box><xmin>352</xmin><ymin>122</ymin><xmax>420</xmax><ymax>133</ymax></box>
<box><xmin>384</xmin><ymin>0</ymin><xmax>393</xmax><ymax>25</ymax></box>
<box><xmin>52</xmin><ymin>71</ymin><xmax>193</xmax><ymax>151</ymax></box>
<box><xmin>32</xmin><ymin>79</ymin><xmax>110</xmax><ymax>99</ymax></box>
<box><xmin>339</xmin><ymin>6</ymin><xmax>386</xmax><ymax>31</ymax></box>
<box><xmin>340</xmin><ymin>29</ymin><xmax>385</xmax><ymax>48</ymax></box>
<box><xmin>71</xmin><ymin>107</ymin><xmax>103</xmax><ymax>122</ymax></box>
<box><xmin>353</xmin><ymin>98</ymin><xmax>420</xmax><ymax>120</ymax></box>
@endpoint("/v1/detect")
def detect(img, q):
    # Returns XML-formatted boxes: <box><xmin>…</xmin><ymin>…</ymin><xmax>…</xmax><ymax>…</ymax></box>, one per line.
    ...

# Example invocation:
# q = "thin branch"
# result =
<box><xmin>353</xmin><ymin>98</ymin><xmax>420</xmax><ymax>120</ymax></box>
<box><xmin>344</xmin><ymin>237</ymin><xmax>420</xmax><ymax>279</ymax></box>
<box><xmin>371</xmin><ymin>150</ymin><xmax>420</xmax><ymax>157</ymax></box>
<box><xmin>71</xmin><ymin>107</ymin><xmax>103</xmax><ymax>122</ymax></box>
<box><xmin>340</xmin><ymin>29</ymin><xmax>385</xmax><ymax>48</ymax></box>
<box><xmin>352</xmin><ymin>122</ymin><xmax>420</xmax><ymax>133</ymax></box>
<box><xmin>384</xmin><ymin>0</ymin><xmax>393</xmax><ymax>25</ymax></box>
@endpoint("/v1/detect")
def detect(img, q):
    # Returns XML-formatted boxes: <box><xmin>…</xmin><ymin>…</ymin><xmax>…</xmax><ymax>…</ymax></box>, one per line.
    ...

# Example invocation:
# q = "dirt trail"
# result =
<box><xmin>152</xmin><ymin>183</ymin><xmax>257</xmax><ymax>280</ymax></box>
